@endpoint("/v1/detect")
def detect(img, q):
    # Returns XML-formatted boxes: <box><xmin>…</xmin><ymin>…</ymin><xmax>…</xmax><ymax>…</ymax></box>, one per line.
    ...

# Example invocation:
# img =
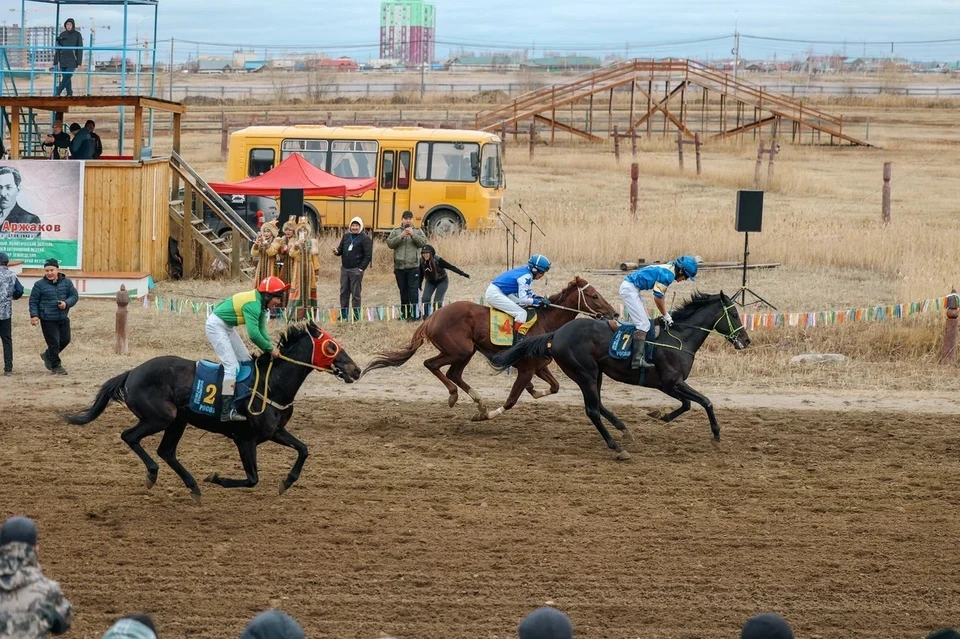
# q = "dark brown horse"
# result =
<box><xmin>361</xmin><ymin>276</ymin><xmax>617</xmax><ymax>419</ymax></box>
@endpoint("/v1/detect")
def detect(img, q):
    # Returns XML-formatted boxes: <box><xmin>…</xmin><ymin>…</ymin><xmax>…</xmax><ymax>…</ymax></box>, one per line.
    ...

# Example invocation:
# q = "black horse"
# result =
<box><xmin>491</xmin><ymin>292</ymin><xmax>750</xmax><ymax>459</ymax></box>
<box><xmin>63</xmin><ymin>322</ymin><xmax>361</xmax><ymax>501</ymax></box>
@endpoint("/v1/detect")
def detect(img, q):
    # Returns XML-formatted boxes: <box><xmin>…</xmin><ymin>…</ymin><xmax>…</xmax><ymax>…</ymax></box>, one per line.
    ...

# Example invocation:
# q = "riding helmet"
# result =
<box><xmin>674</xmin><ymin>255</ymin><xmax>698</xmax><ymax>280</ymax></box>
<box><xmin>258</xmin><ymin>276</ymin><xmax>290</xmax><ymax>296</ymax></box>
<box><xmin>528</xmin><ymin>254</ymin><xmax>551</xmax><ymax>273</ymax></box>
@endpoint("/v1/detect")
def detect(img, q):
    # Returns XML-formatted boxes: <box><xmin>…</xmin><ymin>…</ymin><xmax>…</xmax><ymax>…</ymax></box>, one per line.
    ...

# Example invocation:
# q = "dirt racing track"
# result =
<box><xmin>2</xmin><ymin>394</ymin><xmax>959</xmax><ymax>638</ymax></box>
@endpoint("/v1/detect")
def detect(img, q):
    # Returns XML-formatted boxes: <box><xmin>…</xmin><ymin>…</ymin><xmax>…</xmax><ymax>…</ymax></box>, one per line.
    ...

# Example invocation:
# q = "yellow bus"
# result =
<box><xmin>224</xmin><ymin>125</ymin><xmax>505</xmax><ymax>235</ymax></box>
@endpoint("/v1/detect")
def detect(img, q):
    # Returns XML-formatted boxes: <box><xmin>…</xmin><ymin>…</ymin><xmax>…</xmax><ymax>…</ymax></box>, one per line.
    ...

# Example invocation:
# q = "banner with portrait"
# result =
<box><xmin>0</xmin><ymin>160</ymin><xmax>84</xmax><ymax>268</ymax></box>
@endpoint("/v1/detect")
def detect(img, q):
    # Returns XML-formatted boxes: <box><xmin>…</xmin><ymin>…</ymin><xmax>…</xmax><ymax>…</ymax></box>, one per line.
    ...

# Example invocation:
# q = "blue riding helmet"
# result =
<box><xmin>528</xmin><ymin>254</ymin><xmax>551</xmax><ymax>273</ymax></box>
<box><xmin>674</xmin><ymin>255</ymin><xmax>698</xmax><ymax>280</ymax></box>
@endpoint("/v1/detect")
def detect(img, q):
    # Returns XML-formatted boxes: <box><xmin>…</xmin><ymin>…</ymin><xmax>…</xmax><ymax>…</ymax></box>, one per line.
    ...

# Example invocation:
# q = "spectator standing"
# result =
<box><xmin>0</xmin><ymin>252</ymin><xmax>25</xmax><ymax>376</ymax></box>
<box><xmin>43</xmin><ymin>121</ymin><xmax>71</xmax><ymax>160</ymax></box>
<box><xmin>0</xmin><ymin>516</ymin><xmax>74</xmax><ymax>639</ymax></box>
<box><xmin>385</xmin><ymin>210</ymin><xmax>426</xmax><ymax>320</ymax></box>
<box><xmin>239</xmin><ymin>609</ymin><xmax>304</xmax><ymax>639</ymax></box>
<box><xmin>517</xmin><ymin>607</ymin><xmax>573</xmax><ymax>639</ymax></box>
<box><xmin>101</xmin><ymin>613</ymin><xmax>158</xmax><ymax>639</ymax></box>
<box><xmin>68</xmin><ymin>123</ymin><xmax>94</xmax><ymax>160</ymax></box>
<box><xmin>418</xmin><ymin>244</ymin><xmax>469</xmax><ymax>317</ymax></box>
<box><xmin>29</xmin><ymin>258</ymin><xmax>78</xmax><ymax>375</ymax></box>
<box><xmin>54</xmin><ymin>19</ymin><xmax>82</xmax><ymax>98</ymax></box>
<box><xmin>251</xmin><ymin>220</ymin><xmax>281</xmax><ymax>283</ymax></box>
<box><xmin>333</xmin><ymin>216</ymin><xmax>372</xmax><ymax>321</ymax></box>
<box><xmin>85</xmin><ymin>121</ymin><xmax>103</xmax><ymax>159</ymax></box>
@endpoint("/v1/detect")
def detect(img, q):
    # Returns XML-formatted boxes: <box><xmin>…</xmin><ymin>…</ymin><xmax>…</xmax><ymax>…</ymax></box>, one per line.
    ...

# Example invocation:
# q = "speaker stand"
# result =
<box><xmin>731</xmin><ymin>232</ymin><xmax>777</xmax><ymax>310</ymax></box>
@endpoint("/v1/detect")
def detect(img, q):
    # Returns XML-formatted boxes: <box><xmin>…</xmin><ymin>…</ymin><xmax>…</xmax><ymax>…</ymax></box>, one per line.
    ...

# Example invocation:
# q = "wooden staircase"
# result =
<box><xmin>0</xmin><ymin>48</ymin><xmax>45</xmax><ymax>157</ymax></box>
<box><xmin>168</xmin><ymin>151</ymin><xmax>258</xmax><ymax>280</ymax></box>
<box><xmin>476</xmin><ymin>58</ymin><xmax>869</xmax><ymax>147</ymax></box>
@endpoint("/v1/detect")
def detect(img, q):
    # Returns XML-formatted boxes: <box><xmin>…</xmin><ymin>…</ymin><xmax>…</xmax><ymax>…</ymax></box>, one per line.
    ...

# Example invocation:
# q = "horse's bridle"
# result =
<box><xmin>246</xmin><ymin>332</ymin><xmax>344</xmax><ymax>415</ymax></box>
<box><xmin>545</xmin><ymin>283</ymin><xmax>606</xmax><ymax>319</ymax></box>
<box><xmin>656</xmin><ymin>302</ymin><xmax>746</xmax><ymax>353</ymax></box>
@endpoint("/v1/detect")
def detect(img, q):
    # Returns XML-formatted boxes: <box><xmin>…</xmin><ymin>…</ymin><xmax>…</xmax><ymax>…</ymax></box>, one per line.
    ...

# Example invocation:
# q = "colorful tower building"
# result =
<box><xmin>379</xmin><ymin>0</ymin><xmax>435</xmax><ymax>66</ymax></box>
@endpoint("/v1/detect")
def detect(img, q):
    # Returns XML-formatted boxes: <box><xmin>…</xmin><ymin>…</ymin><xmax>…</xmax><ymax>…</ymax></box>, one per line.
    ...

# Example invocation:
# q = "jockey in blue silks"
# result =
<box><xmin>485</xmin><ymin>254</ymin><xmax>552</xmax><ymax>343</ymax></box>
<box><xmin>620</xmin><ymin>255</ymin><xmax>698</xmax><ymax>369</ymax></box>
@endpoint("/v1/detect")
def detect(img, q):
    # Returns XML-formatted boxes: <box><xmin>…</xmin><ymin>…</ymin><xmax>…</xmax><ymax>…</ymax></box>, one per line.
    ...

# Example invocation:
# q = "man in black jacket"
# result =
<box><xmin>333</xmin><ymin>216</ymin><xmax>372</xmax><ymax>321</ymax></box>
<box><xmin>85</xmin><ymin>120</ymin><xmax>103</xmax><ymax>159</ymax></box>
<box><xmin>54</xmin><ymin>18</ymin><xmax>83</xmax><ymax>97</ymax></box>
<box><xmin>28</xmin><ymin>258</ymin><xmax>78</xmax><ymax>375</ymax></box>
<box><xmin>419</xmin><ymin>244</ymin><xmax>469</xmax><ymax>317</ymax></box>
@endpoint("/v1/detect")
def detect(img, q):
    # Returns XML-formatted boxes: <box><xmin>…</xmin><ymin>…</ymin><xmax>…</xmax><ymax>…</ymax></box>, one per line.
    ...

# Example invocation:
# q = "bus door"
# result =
<box><xmin>376</xmin><ymin>148</ymin><xmax>412</xmax><ymax>230</ymax></box>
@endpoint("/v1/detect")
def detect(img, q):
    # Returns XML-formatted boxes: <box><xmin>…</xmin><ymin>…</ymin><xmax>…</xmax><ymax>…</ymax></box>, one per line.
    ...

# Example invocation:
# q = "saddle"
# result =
<box><xmin>607</xmin><ymin>322</ymin><xmax>658</xmax><ymax>361</ymax></box>
<box><xmin>188</xmin><ymin>360</ymin><xmax>255</xmax><ymax>417</ymax></box>
<box><xmin>488</xmin><ymin>308</ymin><xmax>539</xmax><ymax>346</ymax></box>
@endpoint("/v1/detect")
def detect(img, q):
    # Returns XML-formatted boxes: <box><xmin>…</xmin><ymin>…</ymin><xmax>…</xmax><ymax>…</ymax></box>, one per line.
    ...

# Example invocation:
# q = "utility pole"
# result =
<box><xmin>732</xmin><ymin>25</ymin><xmax>740</xmax><ymax>86</ymax></box>
<box><xmin>169</xmin><ymin>37</ymin><xmax>174</xmax><ymax>101</ymax></box>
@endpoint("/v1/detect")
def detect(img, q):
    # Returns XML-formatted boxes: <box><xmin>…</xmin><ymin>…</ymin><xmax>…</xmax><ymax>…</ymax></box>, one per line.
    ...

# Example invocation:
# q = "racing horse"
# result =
<box><xmin>63</xmin><ymin>322</ymin><xmax>361</xmax><ymax>502</ymax></box>
<box><xmin>491</xmin><ymin>292</ymin><xmax>749</xmax><ymax>459</ymax></box>
<box><xmin>362</xmin><ymin>276</ymin><xmax>617</xmax><ymax>419</ymax></box>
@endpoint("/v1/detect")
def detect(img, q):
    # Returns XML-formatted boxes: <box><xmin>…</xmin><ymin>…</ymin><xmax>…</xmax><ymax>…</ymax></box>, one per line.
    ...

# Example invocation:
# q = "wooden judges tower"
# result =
<box><xmin>476</xmin><ymin>58</ymin><xmax>870</xmax><ymax>147</ymax></box>
<box><xmin>0</xmin><ymin>0</ymin><xmax>254</xmax><ymax>294</ymax></box>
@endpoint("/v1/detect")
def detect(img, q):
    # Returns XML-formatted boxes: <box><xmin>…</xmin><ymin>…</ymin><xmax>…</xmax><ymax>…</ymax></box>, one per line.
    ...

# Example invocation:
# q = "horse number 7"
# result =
<box><xmin>621</xmin><ymin>334</ymin><xmax>630</xmax><ymax>349</ymax></box>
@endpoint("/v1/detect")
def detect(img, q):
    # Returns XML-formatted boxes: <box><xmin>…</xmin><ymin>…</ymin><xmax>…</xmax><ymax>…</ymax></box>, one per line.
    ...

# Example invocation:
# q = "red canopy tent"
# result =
<box><xmin>208</xmin><ymin>152</ymin><xmax>376</xmax><ymax>197</ymax></box>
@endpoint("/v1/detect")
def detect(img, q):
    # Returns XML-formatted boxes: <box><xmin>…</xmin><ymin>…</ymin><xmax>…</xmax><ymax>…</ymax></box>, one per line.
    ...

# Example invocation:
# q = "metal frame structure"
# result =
<box><xmin>14</xmin><ymin>0</ymin><xmax>159</xmax><ymax>151</ymax></box>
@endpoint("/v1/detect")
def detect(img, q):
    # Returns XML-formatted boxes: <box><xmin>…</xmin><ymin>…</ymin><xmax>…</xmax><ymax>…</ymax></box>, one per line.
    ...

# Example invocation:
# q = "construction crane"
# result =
<box><xmin>89</xmin><ymin>19</ymin><xmax>111</xmax><ymax>70</ymax></box>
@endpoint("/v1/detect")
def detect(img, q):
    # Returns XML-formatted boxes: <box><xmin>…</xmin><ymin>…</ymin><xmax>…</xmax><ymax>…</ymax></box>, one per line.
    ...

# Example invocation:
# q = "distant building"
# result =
<box><xmin>523</xmin><ymin>56</ymin><xmax>601</xmax><ymax>72</ymax></box>
<box><xmin>0</xmin><ymin>25</ymin><xmax>56</xmax><ymax>67</ymax></box>
<box><xmin>446</xmin><ymin>56</ymin><xmax>521</xmax><ymax>72</ymax></box>
<box><xmin>380</xmin><ymin>0</ymin><xmax>435</xmax><ymax>66</ymax></box>
<box><xmin>196</xmin><ymin>58</ymin><xmax>232</xmax><ymax>74</ymax></box>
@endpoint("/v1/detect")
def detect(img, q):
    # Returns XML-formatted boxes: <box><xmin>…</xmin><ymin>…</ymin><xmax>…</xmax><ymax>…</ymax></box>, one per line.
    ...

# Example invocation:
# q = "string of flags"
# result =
<box><xmin>145</xmin><ymin>291</ymin><xmax>960</xmax><ymax>330</ymax></box>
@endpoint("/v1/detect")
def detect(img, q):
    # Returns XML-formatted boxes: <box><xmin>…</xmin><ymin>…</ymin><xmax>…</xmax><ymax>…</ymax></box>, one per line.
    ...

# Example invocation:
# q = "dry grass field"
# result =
<box><xmin>2</xmin><ymin>91</ymin><xmax>960</xmax><ymax>639</ymax></box>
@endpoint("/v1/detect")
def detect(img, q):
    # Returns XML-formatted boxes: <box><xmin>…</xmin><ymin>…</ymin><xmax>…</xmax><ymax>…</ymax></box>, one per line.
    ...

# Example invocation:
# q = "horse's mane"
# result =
<box><xmin>672</xmin><ymin>291</ymin><xmax>724</xmax><ymax>321</ymax></box>
<box><xmin>547</xmin><ymin>276</ymin><xmax>588</xmax><ymax>303</ymax></box>
<box><xmin>277</xmin><ymin>321</ymin><xmax>315</xmax><ymax>350</ymax></box>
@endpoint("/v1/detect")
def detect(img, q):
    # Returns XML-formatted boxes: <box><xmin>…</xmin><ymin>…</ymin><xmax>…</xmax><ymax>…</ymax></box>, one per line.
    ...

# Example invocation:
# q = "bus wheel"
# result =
<box><xmin>426</xmin><ymin>210</ymin><xmax>463</xmax><ymax>236</ymax></box>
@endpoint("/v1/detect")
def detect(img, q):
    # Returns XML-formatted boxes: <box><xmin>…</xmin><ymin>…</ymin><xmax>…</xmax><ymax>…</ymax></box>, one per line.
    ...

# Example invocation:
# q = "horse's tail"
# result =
<box><xmin>490</xmin><ymin>333</ymin><xmax>555</xmax><ymax>371</ymax></box>
<box><xmin>62</xmin><ymin>371</ymin><xmax>130</xmax><ymax>425</ymax></box>
<box><xmin>361</xmin><ymin>322</ymin><xmax>430</xmax><ymax>378</ymax></box>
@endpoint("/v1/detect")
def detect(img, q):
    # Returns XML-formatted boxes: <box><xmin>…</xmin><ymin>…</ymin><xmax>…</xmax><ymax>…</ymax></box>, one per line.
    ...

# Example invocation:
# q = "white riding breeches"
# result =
<box><xmin>619</xmin><ymin>280</ymin><xmax>651</xmax><ymax>332</ymax></box>
<box><xmin>205</xmin><ymin>313</ymin><xmax>252</xmax><ymax>393</ymax></box>
<box><xmin>485</xmin><ymin>284</ymin><xmax>528</xmax><ymax>324</ymax></box>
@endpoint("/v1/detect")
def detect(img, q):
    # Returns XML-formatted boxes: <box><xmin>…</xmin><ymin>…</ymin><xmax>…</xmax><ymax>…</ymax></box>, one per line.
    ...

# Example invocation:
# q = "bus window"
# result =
<box><xmin>331</xmin><ymin>140</ymin><xmax>378</xmax><ymax>178</ymax></box>
<box><xmin>480</xmin><ymin>143</ymin><xmax>502</xmax><ymax>188</ymax></box>
<box><xmin>249</xmin><ymin>148</ymin><xmax>275</xmax><ymax>176</ymax></box>
<box><xmin>381</xmin><ymin>151</ymin><xmax>394</xmax><ymax>189</ymax></box>
<box><xmin>397</xmin><ymin>151</ymin><xmax>411</xmax><ymax>189</ymax></box>
<box><xmin>414</xmin><ymin>142</ymin><xmax>480</xmax><ymax>182</ymax></box>
<box><xmin>281</xmin><ymin>139</ymin><xmax>328</xmax><ymax>169</ymax></box>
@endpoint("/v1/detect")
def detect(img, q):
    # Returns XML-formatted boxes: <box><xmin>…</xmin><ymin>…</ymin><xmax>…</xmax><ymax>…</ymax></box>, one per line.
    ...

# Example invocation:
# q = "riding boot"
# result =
<box><xmin>630</xmin><ymin>334</ymin><xmax>654</xmax><ymax>369</ymax></box>
<box><xmin>513</xmin><ymin>322</ymin><xmax>526</xmax><ymax>345</ymax></box>
<box><xmin>220</xmin><ymin>394</ymin><xmax>246</xmax><ymax>422</ymax></box>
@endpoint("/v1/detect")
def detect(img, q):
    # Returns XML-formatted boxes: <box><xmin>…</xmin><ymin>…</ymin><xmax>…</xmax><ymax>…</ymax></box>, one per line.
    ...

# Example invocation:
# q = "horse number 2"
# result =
<box><xmin>204</xmin><ymin>384</ymin><xmax>217</xmax><ymax>404</ymax></box>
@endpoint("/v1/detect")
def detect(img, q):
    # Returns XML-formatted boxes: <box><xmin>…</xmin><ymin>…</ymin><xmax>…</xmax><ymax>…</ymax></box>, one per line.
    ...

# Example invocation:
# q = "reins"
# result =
<box><xmin>650</xmin><ymin>302</ymin><xmax>745</xmax><ymax>355</ymax></box>
<box><xmin>245</xmin><ymin>346</ymin><xmax>336</xmax><ymax>417</ymax></box>
<box><xmin>544</xmin><ymin>283</ymin><xmax>605</xmax><ymax>319</ymax></box>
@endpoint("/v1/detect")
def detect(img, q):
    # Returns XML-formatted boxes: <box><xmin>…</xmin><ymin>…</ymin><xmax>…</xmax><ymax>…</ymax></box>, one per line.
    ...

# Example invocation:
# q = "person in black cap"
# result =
<box><xmin>741</xmin><ymin>612</ymin><xmax>794</xmax><ymax>639</ymax></box>
<box><xmin>68</xmin><ymin>123</ymin><xmax>94</xmax><ymax>160</ymax></box>
<box><xmin>0</xmin><ymin>516</ymin><xmax>74</xmax><ymax>638</ymax></box>
<box><xmin>0</xmin><ymin>251</ymin><xmax>24</xmax><ymax>375</ymax></box>
<box><xmin>239</xmin><ymin>609</ymin><xmax>304</xmax><ymax>639</ymax></box>
<box><xmin>418</xmin><ymin>244</ymin><xmax>469</xmax><ymax>317</ymax></box>
<box><xmin>29</xmin><ymin>258</ymin><xmax>78</xmax><ymax>375</ymax></box>
<box><xmin>385</xmin><ymin>210</ymin><xmax>427</xmax><ymax>320</ymax></box>
<box><xmin>518</xmin><ymin>606</ymin><xmax>573</xmax><ymax>639</ymax></box>
<box><xmin>54</xmin><ymin>18</ymin><xmax>83</xmax><ymax>97</ymax></box>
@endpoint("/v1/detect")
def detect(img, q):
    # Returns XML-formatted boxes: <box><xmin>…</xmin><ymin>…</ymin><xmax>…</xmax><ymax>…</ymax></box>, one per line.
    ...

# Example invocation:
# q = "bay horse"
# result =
<box><xmin>362</xmin><ymin>276</ymin><xmax>617</xmax><ymax>419</ymax></box>
<box><xmin>63</xmin><ymin>322</ymin><xmax>361</xmax><ymax>502</ymax></box>
<box><xmin>491</xmin><ymin>292</ymin><xmax>749</xmax><ymax>459</ymax></box>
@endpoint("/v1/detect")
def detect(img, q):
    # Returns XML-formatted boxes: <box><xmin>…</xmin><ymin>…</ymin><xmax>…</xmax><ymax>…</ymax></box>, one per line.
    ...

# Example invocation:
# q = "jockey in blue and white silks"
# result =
<box><xmin>485</xmin><ymin>254</ymin><xmax>551</xmax><ymax>342</ymax></box>
<box><xmin>619</xmin><ymin>255</ymin><xmax>698</xmax><ymax>369</ymax></box>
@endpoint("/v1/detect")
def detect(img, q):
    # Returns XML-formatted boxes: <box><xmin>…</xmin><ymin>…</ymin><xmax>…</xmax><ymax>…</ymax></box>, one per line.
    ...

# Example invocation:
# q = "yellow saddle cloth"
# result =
<box><xmin>489</xmin><ymin>308</ymin><xmax>537</xmax><ymax>346</ymax></box>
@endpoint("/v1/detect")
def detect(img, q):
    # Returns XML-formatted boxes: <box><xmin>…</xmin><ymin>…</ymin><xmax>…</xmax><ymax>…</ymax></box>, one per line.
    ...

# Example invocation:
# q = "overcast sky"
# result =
<box><xmin>9</xmin><ymin>0</ymin><xmax>960</xmax><ymax>61</ymax></box>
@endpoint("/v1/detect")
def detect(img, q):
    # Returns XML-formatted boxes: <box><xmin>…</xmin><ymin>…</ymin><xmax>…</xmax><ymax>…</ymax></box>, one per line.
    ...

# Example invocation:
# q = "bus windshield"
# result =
<box><xmin>480</xmin><ymin>143</ymin><xmax>502</xmax><ymax>188</ymax></box>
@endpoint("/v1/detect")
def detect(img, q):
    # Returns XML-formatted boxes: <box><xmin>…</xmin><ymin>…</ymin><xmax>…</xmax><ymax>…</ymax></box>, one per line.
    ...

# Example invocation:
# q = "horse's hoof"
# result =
<box><xmin>145</xmin><ymin>473</ymin><xmax>157</xmax><ymax>489</ymax></box>
<box><xmin>278</xmin><ymin>479</ymin><xmax>290</xmax><ymax>495</ymax></box>
<box><xmin>448</xmin><ymin>392</ymin><xmax>458</xmax><ymax>408</ymax></box>
<box><xmin>190</xmin><ymin>491</ymin><xmax>202</xmax><ymax>505</ymax></box>
<box><xmin>204</xmin><ymin>473</ymin><xmax>218</xmax><ymax>484</ymax></box>
<box><xmin>615</xmin><ymin>450</ymin><xmax>632</xmax><ymax>461</ymax></box>
<box><xmin>531</xmin><ymin>390</ymin><xmax>548</xmax><ymax>399</ymax></box>
<box><xmin>620</xmin><ymin>429</ymin><xmax>635</xmax><ymax>444</ymax></box>
<box><xmin>470</xmin><ymin>412</ymin><xmax>488</xmax><ymax>422</ymax></box>
<box><xmin>647</xmin><ymin>410</ymin><xmax>663</xmax><ymax>420</ymax></box>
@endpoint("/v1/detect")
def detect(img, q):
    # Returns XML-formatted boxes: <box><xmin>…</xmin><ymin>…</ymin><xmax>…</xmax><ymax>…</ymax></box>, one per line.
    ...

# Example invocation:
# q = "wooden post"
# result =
<box><xmin>677</xmin><ymin>131</ymin><xmax>684</xmax><ymax>170</ymax></box>
<box><xmin>942</xmin><ymin>289</ymin><xmax>959</xmax><ymax>364</ymax></box>
<box><xmin>220</xmin><ymin>113</ymin><xmax>228</xmax><ymax>158</ymax></box>
<box><xmin>115</xmin><ymin>285</ymin><xmax>129</xmax><ymax>355</ymax></box>
<box><xmin>631</xmin><ymin>128</ymin><xmax>637</xmax><ymax>158</ymax></box>
<box><xmin>694</xmin><ymin>132</ymin><xmax>702</xmax><ymax>176</ymax></box>
<box><xmin>528</xmin><ymin>121</ymin><xmax>535</xmax><ymax>161</ymax></box>
<box><xmin>133</xmin><ymin>105</ymin><xmax>144</xmax><ymax>160</ymax></box>
<box><xmin>754</xmin><ymin>140</ymin><xmax>766</xmax><ymax>189</ymax></box>
<box><xmin>882</xmin><ymin>162</ymin><xmax>892</xmax><ymax>225</ymax></box>
<box><xmin>230</xmin><ymin>224</ymin><xmax>242</xmax><ymax>279</ymax></box>
<box><xmin>10</xmin><ymin>106</ymin><xmax>20</xmax><ymax>159</ymax></box>
<box><xmin>646</xmin><ymin>80</ymin><xmax>653</xmax><ymax>138</ymax></box>
<box><xmin>607</xmin><ymin>88</ymin><xmax>614</xmax><ymax>137</ymax></box>
<box><xmin>501</xmin><ymin>121</ymin><xmax>507</xmax><ymax>159</ymax></box>
<box><xmin>767</xmin><ymin>140</ymin><xmax>779</xmax><ymax>183</ymax></box>
<box><xmin>182</xmin><ymin>185</ymin><xmax>195</xmax><ymax>279</ymax></box>
<box><xmin>613</xmin><ymin>125</ymin><xmax>620</xmax><ymax>162</ymax></box>
<box><xmin>630</xmin><ymin>162</ymin><xmax>639</xmax><ymax>217</ymax></box>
